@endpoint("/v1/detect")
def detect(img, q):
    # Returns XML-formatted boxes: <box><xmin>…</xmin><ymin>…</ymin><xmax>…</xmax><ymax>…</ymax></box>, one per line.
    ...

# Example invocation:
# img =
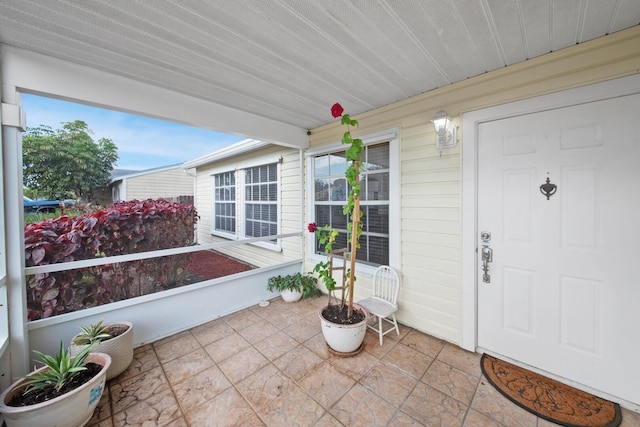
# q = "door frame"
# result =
<box><xmin>460</xmin><ymin>73</ymin><xmax>640</xmax><ymax>352</ymax></box>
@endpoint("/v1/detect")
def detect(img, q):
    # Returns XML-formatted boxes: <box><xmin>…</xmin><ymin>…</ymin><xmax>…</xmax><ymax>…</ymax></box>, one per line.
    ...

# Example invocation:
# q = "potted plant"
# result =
<box><xmin>267</xmin><ymin>272</ymin><xmax>321</xmax><ymax>302</ymax></box>
<box><xmin>70</xmin><ymin>319</ymin><xmax>133</xmax><ymax>380</ymax></box>
<box><xmin>309</xmin><ymin>103</ymin><xmax>369</xmax><ymax>355</ymax></box>
<box><xmin>0</xmin><ymin>342</ymin><xmax>111</xmax><ymax>427</ymax></box>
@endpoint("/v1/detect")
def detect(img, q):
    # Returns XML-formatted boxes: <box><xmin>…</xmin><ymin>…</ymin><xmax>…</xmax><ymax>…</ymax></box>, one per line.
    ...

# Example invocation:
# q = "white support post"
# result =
<box><xmin>1</xmin><ymin>83</ymin><xmax>30</xmax><ymax>377</ymax></box>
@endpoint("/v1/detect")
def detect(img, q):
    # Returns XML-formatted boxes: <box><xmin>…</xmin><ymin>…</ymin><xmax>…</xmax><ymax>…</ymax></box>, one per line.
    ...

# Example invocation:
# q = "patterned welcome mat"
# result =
<box><xmin>481</xmin><ymin>354</ymin><xmax>622</xmax><ymax>427</ymax></box>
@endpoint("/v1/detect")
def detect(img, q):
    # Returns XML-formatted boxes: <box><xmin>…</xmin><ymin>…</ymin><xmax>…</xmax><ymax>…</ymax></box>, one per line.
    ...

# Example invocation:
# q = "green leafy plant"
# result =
<box><xmin>267</xmin><ymin>272</ymin><xmax>321</xmax><ymax>299</ymax></box>
<box><xmin>309</xmin><ymin>103</ymin><xmax>364</xmax><ymax>318</ymax></box>
<box><xmin>21</xmin><ymin>341</ymin><xmax>95</xmax><ymax>394</ymax></box>
<box><xmin>72</xmin><ymin>319</ymin><xmax>112</xmax><ymax>346</ymax></box>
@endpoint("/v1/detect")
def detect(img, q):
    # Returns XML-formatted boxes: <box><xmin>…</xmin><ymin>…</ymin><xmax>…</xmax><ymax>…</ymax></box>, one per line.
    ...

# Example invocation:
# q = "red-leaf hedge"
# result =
<box><xmin>25</xmin><ymin>199</ymin><xmax>198</xmax><ymax>320</ymax></box>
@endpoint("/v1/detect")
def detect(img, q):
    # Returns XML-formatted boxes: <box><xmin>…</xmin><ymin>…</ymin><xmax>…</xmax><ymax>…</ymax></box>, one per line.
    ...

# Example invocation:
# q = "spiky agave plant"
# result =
<box><xmin>21</xmin><ymin>341</ymin><xmax>96</xmax><ymax>394</ymax></box>
<box><xmin>72</xmin><ymin>319</ymin><xmax>112</xmax><ymax>346</ymax></box>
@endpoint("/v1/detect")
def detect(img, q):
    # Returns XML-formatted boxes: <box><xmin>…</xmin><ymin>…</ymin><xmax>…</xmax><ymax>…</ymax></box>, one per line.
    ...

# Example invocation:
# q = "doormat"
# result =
<box><xmin>480</xmin><ymin>354</ymin><xmax>621</xmax><ymax>427</ymax></box>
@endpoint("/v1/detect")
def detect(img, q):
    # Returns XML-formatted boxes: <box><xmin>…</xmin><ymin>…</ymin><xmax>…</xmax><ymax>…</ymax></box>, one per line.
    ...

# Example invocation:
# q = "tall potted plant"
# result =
<box><xmin>311</xmin><ymin>103</ymin><xmax>369</xmax><ymax>355</ymax></box>
<box><xmin>0</xmin><ymin>342</ymin><xmax>111</xmax><ymax>427</ymax></box>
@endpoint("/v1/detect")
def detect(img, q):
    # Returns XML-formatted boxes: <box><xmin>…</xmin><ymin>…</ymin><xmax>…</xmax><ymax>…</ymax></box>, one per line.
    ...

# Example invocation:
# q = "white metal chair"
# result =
<box><xmin>357</xmin><ymin>265</ymin><xmax>400</xmax><ymax>345</ymax></box>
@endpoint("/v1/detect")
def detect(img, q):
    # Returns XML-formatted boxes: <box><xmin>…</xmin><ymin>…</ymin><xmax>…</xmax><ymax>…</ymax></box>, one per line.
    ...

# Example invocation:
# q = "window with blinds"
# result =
<box><xmin>245</xmin><ymin>163</ymin><xmax>278</xmax><ymax>243</ymax></box>
<box><xmin>213</xmin><ymin>171</ymin><xmax>236</xmax><ymax>234</ymax></box>
<box><xmin>313</xmin><ymin>142</ymin><xmax>389</xmax><ymax>265</ymax></box>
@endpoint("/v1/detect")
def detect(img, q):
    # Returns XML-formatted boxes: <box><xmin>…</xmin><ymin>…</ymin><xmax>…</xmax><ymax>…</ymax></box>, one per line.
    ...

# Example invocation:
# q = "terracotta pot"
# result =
<box><xmin>0</xmin><ymin>352</ymin><xmax>111</xmax><ymax>427</ymax></box>
<box><xmin>71</xmin><ymin>321</ymin><xmax>133</xmax><ymax>380</ymax></box>
<box><xmin>281</xmin><ymin>289</ymin><xmax>303</xmax><ymax>302</ymax></box>
<box><xmin>319</xmin><ymin>303</ymin><xmax>368</xmax><ymax>353</ymax></box>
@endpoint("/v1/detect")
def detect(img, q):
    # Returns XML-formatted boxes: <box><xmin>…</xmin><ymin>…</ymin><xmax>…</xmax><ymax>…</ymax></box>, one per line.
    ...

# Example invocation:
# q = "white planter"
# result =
<box><xmin>281</xmin><ymin>289</ymin><xmax>303</xmax><ymax>302</ymax></box>
<box><xmin>319</xmin><ymin>304</ymin><xmax>369</xmax><ymax>353</ymax></box>
<box><xmin>71</xmin><ymin>321</ymin><xmax>133</xmax><ymax>380</ymax></box>
<box><xmin>0</xmin><ymin>352</ymin><xmax>111</xmax><ymax>427</ymax></box>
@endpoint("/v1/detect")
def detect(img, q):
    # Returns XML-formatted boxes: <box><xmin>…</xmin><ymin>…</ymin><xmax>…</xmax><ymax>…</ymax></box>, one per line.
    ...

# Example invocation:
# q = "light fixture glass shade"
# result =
<box><xmin>431</xmin><ymin>108</ymin><xmax>451</xmax><ymax>135</ymax></box>
<box><xmin>431</xmin><ymin>107</ymin><xmax>456</xmax><ymax>156</ymax></box>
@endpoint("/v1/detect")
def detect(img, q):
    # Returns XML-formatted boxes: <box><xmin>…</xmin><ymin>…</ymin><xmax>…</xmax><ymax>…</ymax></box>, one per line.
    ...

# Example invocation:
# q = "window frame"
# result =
<box><xmin>212</xmin><ymin>170</ymin><xmax>237</xmax><ymax>239</ymax></box>
<box><xmin>209</xmin><ymin>157</ymin><xmax>282</xmax><ymax>251</ymax></box>
<box><xmin>306</xmin><ymin>128</ymin><xmax>400</xmax><ymax>275</ymax></box>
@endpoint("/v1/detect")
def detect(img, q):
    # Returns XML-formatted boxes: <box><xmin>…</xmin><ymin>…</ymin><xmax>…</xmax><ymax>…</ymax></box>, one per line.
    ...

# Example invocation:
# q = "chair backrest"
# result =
<box><xmin>371</xmin><ymin>265</ymin><xmax>400</xmax><ymax>306</ymax></box>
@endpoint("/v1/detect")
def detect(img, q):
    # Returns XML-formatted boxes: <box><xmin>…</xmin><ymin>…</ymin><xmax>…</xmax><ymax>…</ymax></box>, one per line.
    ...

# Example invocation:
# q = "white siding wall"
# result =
<box><xmin>123</xmin><ymin>168</ymin><xmax>193</xmax><ymax>201</ymax></box>
<box><xmin>194</xmin><ymin>145</ymin><xmax>303</xmax><ymax>268</ymax></box>
<box><xmin>308</xmin><ymin>26</ymin><xmax>640</xmax><ymax>345</ymax></box>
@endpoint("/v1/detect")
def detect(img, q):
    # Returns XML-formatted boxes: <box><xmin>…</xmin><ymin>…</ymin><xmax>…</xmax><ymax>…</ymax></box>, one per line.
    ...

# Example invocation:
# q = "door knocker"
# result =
<box><xmin>539</xmin><ymin>176</ymin><xmax>557</xmax><ymax>200</ymax></box>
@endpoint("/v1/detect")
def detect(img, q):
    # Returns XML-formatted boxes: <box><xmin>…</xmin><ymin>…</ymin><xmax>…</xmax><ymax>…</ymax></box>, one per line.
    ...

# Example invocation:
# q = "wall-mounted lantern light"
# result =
<box><xmin>431</xmin><ymin>108</ymin><xmax>457</xmax><ymax>156</ymax></box>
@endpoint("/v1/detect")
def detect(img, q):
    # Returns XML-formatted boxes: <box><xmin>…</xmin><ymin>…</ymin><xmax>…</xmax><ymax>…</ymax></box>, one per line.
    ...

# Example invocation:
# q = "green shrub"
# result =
<box><xmin>24</xmin><ymin>199</ymin><xmax>198</xmax><ymax>320</ymax></box>
<box><xmin>267</xmin><ymin>272</ymin><xmax>321</xmax><ymax>299</ymax></box>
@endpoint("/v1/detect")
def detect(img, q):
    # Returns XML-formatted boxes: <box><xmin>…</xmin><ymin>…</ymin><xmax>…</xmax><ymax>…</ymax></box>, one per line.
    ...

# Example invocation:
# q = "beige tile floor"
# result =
<box><xmin>87</xmin><ymin>296</ymin><xmax>640</xmax><ymax>427</ymax></box>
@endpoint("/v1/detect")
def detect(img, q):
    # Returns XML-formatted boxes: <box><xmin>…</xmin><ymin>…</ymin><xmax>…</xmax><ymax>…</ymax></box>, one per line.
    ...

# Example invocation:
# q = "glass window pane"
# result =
<box><xmin>268</xmin><ymin>183</ymin><xmax>277</xmax><ymax>201</ymax></box>
<box><xmin>330</xmin><ymin>206</ymin><xmax>348</xmax><ymax>230</ymax></box>
<box><xmin>314</xmin><ymin>155</ymin><xmax>330</xmax><ymax>177</ymax></box>
<box><xmin>366</xmin><ymin>143</ymin><xmax>389</xmax><ymax>170</ymax></box>
<box><xmin>364</xmin><ymin>172</ymin><xmax>388</xmax><ymax>201</ymax></box>
<box><xmin>330</xmin><ymin>178</ymin><xmax>347</xmax><ymax>201</ymax></box>
<box><xmin>315</xmin><ymin>178</ymin><xmax>330</xmax><ymax>201</ymax></box>
<box><xmin>315</xmin><ymin>205</ymin><xmax>330</xmax><ymax>226</ymax></box>
<box><xmin>363</xmin><ymin>205</ymin><xmax>389</xmax><ymax>234</ymax></box>
<box><xmin>329</xmin><ymin>152</ymin><xmax>348</xmax><ymax>175</ymax></box>
<box><xmin>368</xmin><ymin>236</ymin><xmax>389</xmax><ymax>265</ymax></box>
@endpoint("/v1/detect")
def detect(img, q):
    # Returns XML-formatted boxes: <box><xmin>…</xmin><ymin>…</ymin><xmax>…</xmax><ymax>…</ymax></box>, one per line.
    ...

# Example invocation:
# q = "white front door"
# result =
<box><xmin>477</xmin><ymin>93</ymin><xmax>640</xmax><ymax>405</ymax></box>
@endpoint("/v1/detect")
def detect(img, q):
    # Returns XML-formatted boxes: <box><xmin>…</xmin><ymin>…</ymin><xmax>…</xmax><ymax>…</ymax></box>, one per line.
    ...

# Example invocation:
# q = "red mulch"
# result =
<box><xmin>185</xmin><ymin>250</ymin><xmax>255</xmax><ymax>280</ymax></box>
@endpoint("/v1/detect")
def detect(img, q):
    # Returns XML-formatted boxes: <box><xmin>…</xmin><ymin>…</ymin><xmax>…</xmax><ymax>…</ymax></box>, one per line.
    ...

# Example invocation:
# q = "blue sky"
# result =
<box><xmin>22</xmin><ymin>94</ymin><xmax>244</xmax><ymax>171</ymax></box>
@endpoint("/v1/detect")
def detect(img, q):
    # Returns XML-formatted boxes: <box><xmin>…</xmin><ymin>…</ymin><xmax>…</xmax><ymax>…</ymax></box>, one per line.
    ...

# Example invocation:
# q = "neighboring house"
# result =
<box><xmin>107</xmin><ymin>164</ymin><xmax>194</xmax><ymax>204</ymax></box>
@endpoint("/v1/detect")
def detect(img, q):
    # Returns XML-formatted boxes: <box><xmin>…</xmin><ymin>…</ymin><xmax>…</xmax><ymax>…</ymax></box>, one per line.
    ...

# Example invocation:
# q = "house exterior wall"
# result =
<box><xmin>307</xmin><ymin>26</ymin><xmax>640</xmax><ymax>345</ymax></box>
<box><xmin>118</xmin><ymin>168</ymin><xmax>193</xmax><ymax>202</ymax></box>
<box><xmin>194</xmin><ymin>145</ymin><xmax>303</xmax><ymax>268</ymax></box>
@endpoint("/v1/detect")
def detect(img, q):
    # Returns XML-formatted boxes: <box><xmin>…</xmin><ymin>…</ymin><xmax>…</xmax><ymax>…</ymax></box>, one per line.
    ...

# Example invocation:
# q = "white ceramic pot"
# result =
<box><xmin>0</xmin><ymin>352</ymin><xmax>111</xmax><ymax>427</ymax></box>
<box><xmin>319</xmin><ymin>304</ymin><xmax>369</xmax><ymax>353</ymax></box>
<box><xmin>71</xmin><ymin>321</ymin><xmax>133</xmax><ymax>380</ymax></box>
<box><xmin>281</xmin><ymin>289</ymin><xmax>303</xmax><ymax>302</ymax></box>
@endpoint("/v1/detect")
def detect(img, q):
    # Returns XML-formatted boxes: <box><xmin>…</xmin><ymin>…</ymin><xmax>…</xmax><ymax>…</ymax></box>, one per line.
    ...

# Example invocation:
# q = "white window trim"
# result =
<box><xmin>306</xmin><ymin>128</ymin><xmax>400</xmax><ymax>276</ymax></box>
<box><xmin>209</xmin><ymin>155</ymin><xmax>283</xmax><ymax>251</ymax></box>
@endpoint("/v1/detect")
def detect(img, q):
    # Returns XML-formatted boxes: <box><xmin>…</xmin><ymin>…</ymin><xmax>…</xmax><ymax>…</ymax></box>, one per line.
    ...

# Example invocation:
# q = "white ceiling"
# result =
<box><xmin>1</xmin><ymin>0</ymin><xmax>638</xmax><ymax>131</ymax></box>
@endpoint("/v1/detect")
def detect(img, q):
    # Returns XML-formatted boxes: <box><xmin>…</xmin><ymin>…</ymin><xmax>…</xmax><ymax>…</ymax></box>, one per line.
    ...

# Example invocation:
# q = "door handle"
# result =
<box><xmin>480</xmin><ymin>231</ymin><xmax>493</xmax><ymax>284</ymax></box>
<box><xmin>481</xmin><ymin>247</ymin><xmax>492</xmax><ymax>283</ymax></box>
<box><xmin>482</xmin><ymin>247</ymin><xmax>492</xmax><ymax>263</ymax></box>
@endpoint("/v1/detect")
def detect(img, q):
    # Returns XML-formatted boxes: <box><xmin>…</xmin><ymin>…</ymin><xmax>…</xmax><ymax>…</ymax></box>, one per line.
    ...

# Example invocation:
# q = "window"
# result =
<box><xmin>211</xmin><ymin>161</ymin><xmax>280</xmax><ymax>248</ymax></box>
<box><xmin>311</xmin><ymin>141</ymin><xmax>392</xmax><ymax>266</ymax></box>
<box><xmin>245</xmin><ymin>164</ymin><xmax>278</xmax><ymax>242</ymax></box>
<box><xmin>213</xmin><ymin>171</ymin><xmax>236</xmax><ymax>234</ymax></box>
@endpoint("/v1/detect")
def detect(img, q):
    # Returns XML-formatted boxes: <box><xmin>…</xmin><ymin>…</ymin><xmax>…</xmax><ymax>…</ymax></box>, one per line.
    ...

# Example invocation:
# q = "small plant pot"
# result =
<box><xmin>280</xmin><ymin>289</ymin><xmax>303</xmax><ymax>302</ymax></box>
<box><xmin>0</xmin><ymin>352</ymin><xmax>111</xmax><ymax>427</ymax></box>
<box><xmin>319</xmin><ymin>304</ymin><xmax>369</xmax><ymax>354</ymax></box>
<box><xmin>71</xmin><ymin>321</ymin><xmax>133</xmax><ymax>381</ymax></box>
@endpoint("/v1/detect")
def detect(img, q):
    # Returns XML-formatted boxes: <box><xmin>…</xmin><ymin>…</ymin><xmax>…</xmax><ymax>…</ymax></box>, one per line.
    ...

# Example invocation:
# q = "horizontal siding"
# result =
<box><xmin>124</xmin><ymin>168</ymin><xmax>193</xmax><ymax>201</ymax></box>
<box><xmin>308</xmin><ymin>26</ymin><xmax>640</xmax><ymax>345</ymax></box>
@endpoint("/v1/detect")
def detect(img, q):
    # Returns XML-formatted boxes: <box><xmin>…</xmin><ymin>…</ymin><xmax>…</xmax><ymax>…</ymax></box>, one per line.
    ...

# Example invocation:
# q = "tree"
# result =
<box><xmin>23</xmin><ymin>120</ymin><xmax>118</xmax><ymax>202</ymax></box>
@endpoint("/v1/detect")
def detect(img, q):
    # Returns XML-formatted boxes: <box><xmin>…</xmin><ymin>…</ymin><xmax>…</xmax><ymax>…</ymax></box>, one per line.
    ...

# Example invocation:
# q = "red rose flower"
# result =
<box><xmin>331</xmin><ymin>103</ymin><xmax>344</xmax><ymax>118</ymax></box>
<box><xmin>307</xmin><ymin>222</ymin><xmax>317</xmax><ymax>233</ymax></box>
